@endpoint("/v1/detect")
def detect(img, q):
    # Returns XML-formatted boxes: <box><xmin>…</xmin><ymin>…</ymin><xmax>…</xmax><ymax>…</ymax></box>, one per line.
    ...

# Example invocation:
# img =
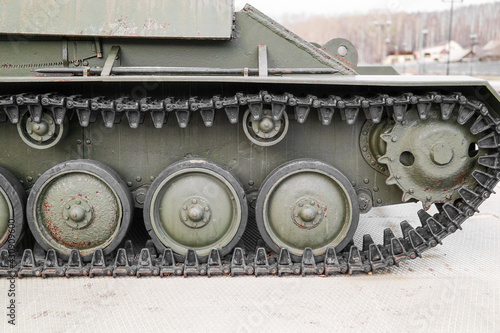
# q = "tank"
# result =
<box><xmin>1</xmin><ymin>0</ymin><xmax>499</xmax><ymax>277</ymax></box>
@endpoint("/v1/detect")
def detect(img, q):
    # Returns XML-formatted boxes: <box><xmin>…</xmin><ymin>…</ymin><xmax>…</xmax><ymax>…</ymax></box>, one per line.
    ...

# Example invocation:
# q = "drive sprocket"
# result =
<box><xmin>378</xmin><ymin>106</ymin><xmax>483</xmax><ymax>209</ymax></box>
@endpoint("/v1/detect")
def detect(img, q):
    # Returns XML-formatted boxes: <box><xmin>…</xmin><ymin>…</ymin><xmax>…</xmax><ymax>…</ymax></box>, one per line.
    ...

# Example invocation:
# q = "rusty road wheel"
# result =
<box><xmin>27</xmin><ymin>160</ymin><xmax>133</xmax><ymax>260</ymax></box>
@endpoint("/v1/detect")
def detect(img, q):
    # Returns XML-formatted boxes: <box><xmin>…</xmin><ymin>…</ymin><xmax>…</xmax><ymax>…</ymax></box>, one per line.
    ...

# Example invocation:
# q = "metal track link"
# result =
<box><xmin>0</xmin><ymin>90</ymin><xmax>499</xmax><ymax>277</ymax></box>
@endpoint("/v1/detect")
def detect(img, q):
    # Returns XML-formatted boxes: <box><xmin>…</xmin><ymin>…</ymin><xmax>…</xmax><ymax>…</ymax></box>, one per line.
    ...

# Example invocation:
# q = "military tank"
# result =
<box><xmin>0</xmin><ymin>0</ymin><xmax>499</xmax><ymax>277</ymax></box>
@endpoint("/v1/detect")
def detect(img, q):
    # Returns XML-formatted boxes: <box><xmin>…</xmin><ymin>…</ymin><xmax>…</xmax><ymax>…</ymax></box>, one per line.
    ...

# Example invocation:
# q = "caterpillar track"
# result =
<box><xmin>1</xmin><ymin>1</ymin><xmax>500</xmax><ymax>279</ymax></box>
<box><xmin>0</xmin><ymin>89</ymin><xmax>499</xmax><ymax>278</ymax></box>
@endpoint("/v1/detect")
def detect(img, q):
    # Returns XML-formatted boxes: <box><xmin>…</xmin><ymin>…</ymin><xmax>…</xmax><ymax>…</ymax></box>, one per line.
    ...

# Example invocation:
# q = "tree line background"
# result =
<box><xmin>281</xmin><ymin>2</ymin><xmax>500</xmax><ymax>64</ymax></box>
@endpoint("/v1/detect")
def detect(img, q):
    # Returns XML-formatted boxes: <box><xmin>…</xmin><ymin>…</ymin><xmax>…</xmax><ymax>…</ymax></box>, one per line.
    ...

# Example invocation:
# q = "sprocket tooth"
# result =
<box><xmin>457</xmin><ymin>105</ymin><xmax>476</xmax><ymax>125</ymax></box>
<box><xmin>440</xmin><ymin>103</ymin><xmax>456</xmax><ymax>120</ymax></box>
<box><xmin>385</xmin><ymin>175</ymin><xmax>397</xmax><ymax>185</ymax></box>
<box><xmin>362</xmin><ymin>234</ymin><xmax>375</xmax><ymax>252</ymax></box>
<box><xmin>380</xmin><ymin>133</ymin><xmax>392</xmax><ymax>143</ymax></box>
<box><xmin>401</xmin><ymin>192</ymin><xmax>415</xmax><ymax>202</ymax></box>
<box><xmin>383</xmin><ymin>228</ymin><xmax>396</xmax><ymax>247</ymax></box>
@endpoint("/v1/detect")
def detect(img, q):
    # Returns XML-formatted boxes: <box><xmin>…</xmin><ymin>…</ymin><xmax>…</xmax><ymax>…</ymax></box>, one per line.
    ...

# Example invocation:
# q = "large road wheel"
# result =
<box><xmin>0</xmin><ymin>166</ymin><xmax>25</xmax><ymax>249</ymax></box>
<box><xmin>256</xmin><ymin>159</ymin><xmax>360</xmax><ymax>261</ymax></box>
<box><xmin>27</xmin><ymin>160</ymin><xmax>133</xmax><ymax>260</ymax></box>
<box><xmin>144</xmin><ymin>159</ymin><xmax>248</xmax><ymax>261</ymax></box>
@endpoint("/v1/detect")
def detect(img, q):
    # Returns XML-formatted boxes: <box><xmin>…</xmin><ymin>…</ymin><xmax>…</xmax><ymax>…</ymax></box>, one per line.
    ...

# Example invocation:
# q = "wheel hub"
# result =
<box><xmin>179</xmin><ymin>197</ymin><xmax>211</xmax><ymax>229</ymax></box>
<box><xmin>62</xmin><ymin>198</ymin><xmax>93</xmax><ymax>229</ymax></box>
<box><xmin>292</xmin><ymin>198</ymin><xmax>325</xmax><ymax>229</ymax></box>
<box><xmin>378</xmin><ymin>107</ymin><xmax>481</xmax><ymax>209</ymax></box>
<box><xmin>243</xmin><ymin>109</ymin><xmax>289</xmax><ymax>146</ymax></box>
<box><xmin>25</xmin><ymin>115</ymin><xmax>56</xmax><ymax>143</ymax></box>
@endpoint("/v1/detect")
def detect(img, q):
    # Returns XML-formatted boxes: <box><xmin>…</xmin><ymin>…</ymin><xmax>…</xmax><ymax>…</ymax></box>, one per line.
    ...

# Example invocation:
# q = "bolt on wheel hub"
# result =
<box><xmin>292</xmin><ymin>198</ymin><xmax>325</xmax><ymax>229</ymax></box>
<box><xmin>62</xmin><ymin>199</ymin><xmax>93</xmax><ymax>229</ymax></box>
<box><xmin>179</xmin><ymin>197</ymin><xmax>211</xmax><ymax>229</ymax></box>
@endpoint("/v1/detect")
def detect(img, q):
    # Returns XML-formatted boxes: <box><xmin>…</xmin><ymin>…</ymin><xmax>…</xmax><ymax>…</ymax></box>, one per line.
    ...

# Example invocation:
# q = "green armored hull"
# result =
<box><xmin>0</xmin><ymin>1</ymin><xmax>499</xmax><ymax>277</ymax></box>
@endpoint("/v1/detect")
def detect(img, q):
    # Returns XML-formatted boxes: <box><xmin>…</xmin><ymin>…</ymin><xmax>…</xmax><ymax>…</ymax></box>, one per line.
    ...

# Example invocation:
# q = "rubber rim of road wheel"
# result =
<box><xmin>255</xmin><ymin>159</ymin><xmax>360</xmax><ymax>262</ymax></box>
<box><xmin>144</xmin><ymin>159</ymin><xmax>248</xmax><ymax>263</ymax></box>
<box><xmin>26</xmin><ymin>160</ymin><xmax>134</xmax><ymax>261</ymax></box>
<box><xmin>0</xmin><ymin>166</ymin><xmax>25</xmax><ymax>249</ymax></box>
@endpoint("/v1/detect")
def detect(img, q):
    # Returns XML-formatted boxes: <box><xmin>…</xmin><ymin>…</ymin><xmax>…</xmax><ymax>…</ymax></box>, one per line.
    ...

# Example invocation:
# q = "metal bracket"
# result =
<box><xmin>101</xmin><ymin>46</ymin><xmax>120</xmax><ymax>77</ymax></box>
<box><xmin>258</xmin><ymin>44</ymin><xmax>268</xmax><ymax>77</ymax></box>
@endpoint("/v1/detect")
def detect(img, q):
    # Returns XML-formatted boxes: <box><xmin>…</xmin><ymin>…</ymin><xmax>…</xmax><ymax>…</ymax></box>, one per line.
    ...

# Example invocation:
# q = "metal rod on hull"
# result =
<box><xmin>35</xmin><ymin>67</ymin><xmax>340</xmax><ymax>76</ymax></box>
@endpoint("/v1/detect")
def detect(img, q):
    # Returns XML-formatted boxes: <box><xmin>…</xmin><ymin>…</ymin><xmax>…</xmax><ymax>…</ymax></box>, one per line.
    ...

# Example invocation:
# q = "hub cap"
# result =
<box><xmin>243</xmin><ymin>109</ymin><xmax>289</xmax><ymax>146</ymax></box>
<box><xmin>17</xmin><ymin>111</ymin><xmax>66</xmax><ymax>149</ymax></box>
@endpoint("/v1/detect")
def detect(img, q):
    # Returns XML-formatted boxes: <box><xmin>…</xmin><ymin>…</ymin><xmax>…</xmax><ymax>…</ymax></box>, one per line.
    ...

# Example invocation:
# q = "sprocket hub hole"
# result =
<box><xmin>399</xmin><ymin>151</ymin><xmax>415</xmax><ymax>166</ymax></box>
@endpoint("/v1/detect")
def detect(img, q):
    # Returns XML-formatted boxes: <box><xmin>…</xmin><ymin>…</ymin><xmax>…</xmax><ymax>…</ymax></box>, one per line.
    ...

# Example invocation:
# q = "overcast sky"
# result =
<box><xmin>235</xmin><ymin>0</ymin><xmax>500</xmax><ymax>21</ymax></box>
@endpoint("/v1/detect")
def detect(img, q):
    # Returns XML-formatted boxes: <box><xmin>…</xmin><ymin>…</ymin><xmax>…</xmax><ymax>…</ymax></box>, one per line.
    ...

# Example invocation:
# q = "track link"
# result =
<box><xmin>1</xmin><ymin>90</ymin><xmax>499</xmax><ymax>277</ymax></box>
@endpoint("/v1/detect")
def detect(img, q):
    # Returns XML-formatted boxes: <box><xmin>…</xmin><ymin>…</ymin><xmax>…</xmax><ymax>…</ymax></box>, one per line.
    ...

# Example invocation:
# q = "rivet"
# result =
<box><xmin>28</xmin><ymin>130</ymin><xmax>33</xmax><ymax>134</ymax></box>
<box><xmin>27</xmin><ymin>176</ymin><xmax>33</xmax><ymax>182</ymax></box>
<box><xmin>127</xmin><ymin>182</ymin><xmax>132</xmax><ymax>187</ymax></box>
<box><xmin>136</xmin><ymin>176</ymin><xmax>142</xmax><ymax>182</ymax></box>
<box><xmin>48</xmin><ymin>132</ymin><xmax>53</xmax><ymax>136</ymax></box>
<box><xmin>298</xmin><ymin>203</ymin><xmax>303</xmax><ymax>207</ymax></box>
<box><xmin>409</xmin><ymin>188</ymin><xmax>414</xmax><ymax>194</ymax></box>
<box><xmin>352</xmin><ymin>182</ymin><xmax>356</xmax><ymax>187</ymax></box>
<box><xmin>66</xmin><ymin>205</ymin><xmax>71</xmax><ymax>209</ymax></box>
<box><xmin>363</xmin><ymin>178</ymin><xmax>369</xmax><ymax>184</ymax></box>
<box><xmin>294</xmin><ymin>213</ymin><xmax>299</xmax><ymax>217</ymax></box>
<box><xmin>371</xmin><ymin>161</ymin><xmax>376</xmax><ymax>166</ymax></box>
<box><xmin>192</xmin><ymin>199</ymin><xmax>197</xmax><ymax>204</ymax></box>
<box><xmin>255</xmin><ymin>129</ymin><xmax>259</xmax><ymax>133</ymax></box>
<box><xmin>77</xmin><ymin>139</ymin><xmax>82</xmax><ymax>144</ymax></box>
<box><xmin>426</xmin><ymin>195</ymin><xmax>432</xmax><ymax>201</ymax></box>
<box><xmin>183</xmin><ymin>206</ymin><xmax>187</xmax><ymax>210</ymax></box>
<box><xmin>248</xmin><ymin>180</ymin><xmax>255</xmax><ymax>186</ymax></box>
<box><xmin>83</xmin><ymin>220</ymin><xmax>87</xmax><ymax>224</ymax></box>
<box><xmin>396</xmin><ymin>174</ymin><xmax>401</xmax><ymax>179</ymax></box>
<box><xmin>310</xmin><ymin>201</ymin><xmax>315</xmax><ymax>205</ymax></box>
<box><xmin>391</xmin><ymin>137</ymin><xmax>397</xmax><ymax>142</ymax></box>
<box><xmin>85</xmin><ymin>139</ymin><xmax>91</xmax><ymax>145</ymax></box>
<box><xmin>150</xmin><ymin>176</ymin><xmax>155</xmax><ymax>181</ymax></box>
<box><xmin>64</xmin><ymin>217</ymin><xmax>69</xmax><ymax>220</ymax></box>
<box><xmin>204</xmin><ymin>207</ymin><xmax>209</xmax><ymax>212</ymax></box>
<box><xmin>373</xmin><ymin>187</ymin><xmax>379</xmax><ymax>192</ymax></box>
<box><xmin>377</xmin><ymin>199</ymin><xmax>382</xmax><ymax>204</ymax></box>
<box><xmin>275</xmin><ymin>127</ymin><xmax>279</xmax><ymax>131</ymax></box>
<box><xmin>362</xmin><ymin>147</ymin><xmax>368</xmax><ymax>152</ymax></box>
<box><xmin>28</xmin><ymin>118</ymin><xmax>32</xmax><ymax>122</ymax></box>
<box><xmin>264</xmin><ymin>134</ymin><xmax>269</xmax><ymax>138</ymax></box>
<box><xmin>263</xmin><ymin>110</ymin><xmax>268</xmax><ymax>115</ymax></box>
<box><xmin>49</xmin><ymin>120</ymin><xmax>54</xmax><ymax>125</ymax></box>
<box><xmin>86</xmin><ymin>208</ymin><xmax>91</xmax><ymax>212</ymax></box>
<box><xmin>317</xmin><ymin>210</ymin><xmax>321</xmax><ymax>214</ymax></box>
<box><xmin>402</xmin><ymin>121</ymin><xmax>407</xmax><ymax>125</ymax></box>
<box><xmin>76</xmin><ymin>200</ymin><xmax>81</xmax><ymax>205</ymax></box>
<box><xmin>390</xmin><ymin>157</ymin><xmax>395</xmax><ymax>162</ymax></box>
<box><xmin>362</xmin><ymin>131</ymin><xmax>368</xmax><ymax>135</ymax></box>
<box><xmin>183</xmin><ymin>217</ymin><xmax>188</xmax><ymax>221</ymax></box>
<box><xmin>203</xmin><ymin>218</ymin><xmax>208</xmax><ymax>222</ymax></box>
